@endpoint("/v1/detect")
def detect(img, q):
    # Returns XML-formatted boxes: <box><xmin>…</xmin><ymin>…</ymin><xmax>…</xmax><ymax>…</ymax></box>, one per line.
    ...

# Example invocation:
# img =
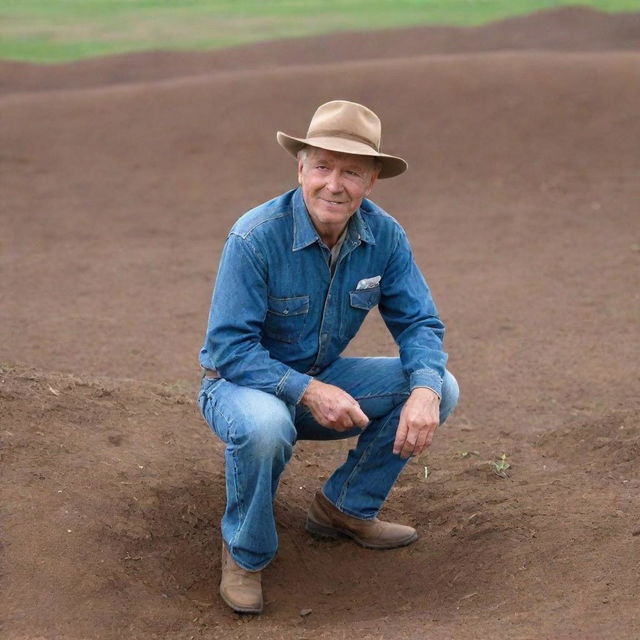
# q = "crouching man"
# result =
<box><xmin>198</xmin><ymin>100</ymin><xmax>459</xmax><ymax>613</ymax></box>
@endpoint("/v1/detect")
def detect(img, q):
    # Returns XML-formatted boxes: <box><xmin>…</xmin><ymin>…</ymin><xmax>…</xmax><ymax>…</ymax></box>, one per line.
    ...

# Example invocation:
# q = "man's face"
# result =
<box><xmin>297</xmin><ymin>147</ymin><xmax>379</xmax><ymax>241</ymax></box>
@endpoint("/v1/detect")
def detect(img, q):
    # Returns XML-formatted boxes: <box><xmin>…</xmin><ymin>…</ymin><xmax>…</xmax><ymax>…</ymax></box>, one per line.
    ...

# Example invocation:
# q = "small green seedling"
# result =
<box><xmin>491</xmin><ymin>453</ymin><xmax>511</xmax><ymax>478</ymax></box>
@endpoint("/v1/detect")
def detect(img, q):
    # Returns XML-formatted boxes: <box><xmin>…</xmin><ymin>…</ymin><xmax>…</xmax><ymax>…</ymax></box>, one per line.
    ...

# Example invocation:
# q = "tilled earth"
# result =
<box><xmin>1</xmin><ymin>7</ymin><xmax>639</xmax><ymax>639</ymax></box>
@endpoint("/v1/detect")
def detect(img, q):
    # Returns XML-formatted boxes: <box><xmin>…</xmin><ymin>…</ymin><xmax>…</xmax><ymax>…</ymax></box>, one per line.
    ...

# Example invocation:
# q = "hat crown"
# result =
<box><xmin>276</xmin><ymin>99</ymin><xmax>407</xmax><ymax>178</ymax></box>
<box><xmin>306</xmin><ymin>101</ymin><xmax>381</xmax><ymax>152</ymax></box>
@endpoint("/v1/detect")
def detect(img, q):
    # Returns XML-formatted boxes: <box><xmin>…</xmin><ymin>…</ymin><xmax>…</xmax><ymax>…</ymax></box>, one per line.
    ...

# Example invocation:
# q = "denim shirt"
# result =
<box><xmin>199</xmin><ymin>187</ymin><xmax>447</xmax><ymax>405</ymax></box>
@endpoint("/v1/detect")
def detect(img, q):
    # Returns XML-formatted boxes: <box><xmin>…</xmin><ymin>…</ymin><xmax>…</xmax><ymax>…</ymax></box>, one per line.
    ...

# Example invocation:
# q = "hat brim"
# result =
<box><xmin>276</xmin><ymin>131</ymin><xmax>408</xmax><ymax>179</ymax></box>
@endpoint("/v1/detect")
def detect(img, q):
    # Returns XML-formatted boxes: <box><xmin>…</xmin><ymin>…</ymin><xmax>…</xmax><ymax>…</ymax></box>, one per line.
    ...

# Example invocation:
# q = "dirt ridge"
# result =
<box><xmin>1</xmin><ymin>6</ymin><xmax>639</xmax><ymax>96</ymax></box>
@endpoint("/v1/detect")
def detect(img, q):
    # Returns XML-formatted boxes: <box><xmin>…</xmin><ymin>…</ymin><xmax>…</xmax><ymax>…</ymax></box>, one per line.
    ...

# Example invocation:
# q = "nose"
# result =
<box><xmin>325</xmin><ymin>169</ymin><xmax>343</xmax><ymax>194</ymax></box>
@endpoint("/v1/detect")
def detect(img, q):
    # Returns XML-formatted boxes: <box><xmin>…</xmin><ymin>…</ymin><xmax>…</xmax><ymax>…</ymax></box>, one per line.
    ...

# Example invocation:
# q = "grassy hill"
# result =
<box><xmin>1</xmin><ymin>0</ymin><xmax>639</xmax><ymax>62</ymax></box>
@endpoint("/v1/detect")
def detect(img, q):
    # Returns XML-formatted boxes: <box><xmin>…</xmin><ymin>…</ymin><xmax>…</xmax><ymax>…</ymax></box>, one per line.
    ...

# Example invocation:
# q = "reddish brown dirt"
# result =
<box><xmin>1</xmin><ymin>8</ymin><xmax>639</xmax><ymax>640</ymax></box>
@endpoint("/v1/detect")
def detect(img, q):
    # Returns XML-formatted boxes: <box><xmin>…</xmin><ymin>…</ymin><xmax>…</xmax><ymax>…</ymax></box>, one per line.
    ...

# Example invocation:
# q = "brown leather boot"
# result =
<box><xmin>305</xmin><ymin>491</ymin><xmax>417</xmax><ymax>549</ymax></box>
<box><xmin>219</xmin><ymin>542</ymin><xmax>263</xmax><ymax>613</ymax></box>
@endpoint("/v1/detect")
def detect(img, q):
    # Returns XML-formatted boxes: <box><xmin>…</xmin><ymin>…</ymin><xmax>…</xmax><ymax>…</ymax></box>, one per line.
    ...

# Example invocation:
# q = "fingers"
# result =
<box><xmin>413</xmin><ymin>427</ymin><xmax>432</xmax><ymax>456</ymax></box>
<box><xmin>393</xmin><ymin>420</ymin><xmax>408</xmax><ymax>456</ymax></box>
<box><xmin>330</xmin><ymin>392</ymin><xmax>366</xmax><ymax>430</ymax></box>
<box><xmin>399</xmin><ymin>428</ymin><xmax>421</xmax><ymax>459</ymax></box>
<box><xmin>321</xmin><ymin>393</ymin><xmax>368</xmax><ymax>431</ymax></box>
<box><xmin>347</xmin><ymin>403</ymin><xmax>369</xmax><ymax>429</ymax></box>
<box><xmin>394</xmin><ymin>422</ymin><xmax>438</xmax><ymax>458</ymax></box>
<box><xmin>330</xmin><ymin>403</ymin><xmax>368</xmax><ymax>432</ymax></box>
<box><xmin>303</xmin><ymin>381</ymin><xmax>369</xmax><ymax>431</ymax></box>
<box><xmin>394</xmin><ymin>393</ymin><xmax>440</xmax><ymax>458</ymax></box>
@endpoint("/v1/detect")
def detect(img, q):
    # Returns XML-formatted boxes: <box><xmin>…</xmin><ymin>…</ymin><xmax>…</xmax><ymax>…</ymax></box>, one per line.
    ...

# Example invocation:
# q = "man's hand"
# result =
<box><xmin>393</xmin><ymin>388</ymin><xmax>440</xmax><ymax>459</ymax></box>
<box><xmin>301</xmin><ymin>379</ymin><xmax>369</xmax><ymax>432</ymax></box>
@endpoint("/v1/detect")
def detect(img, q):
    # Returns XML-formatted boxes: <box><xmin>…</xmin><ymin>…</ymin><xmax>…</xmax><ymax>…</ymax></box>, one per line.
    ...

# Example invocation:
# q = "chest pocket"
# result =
<box><xmin>264</xmin><ymin>295</ymin><xmax>310</xmax><ymax>343</ymax></box>
<box><xmin>349</xmin><ymin>286</ymin><xmax>381</xmax><ymax>311</ymax></box>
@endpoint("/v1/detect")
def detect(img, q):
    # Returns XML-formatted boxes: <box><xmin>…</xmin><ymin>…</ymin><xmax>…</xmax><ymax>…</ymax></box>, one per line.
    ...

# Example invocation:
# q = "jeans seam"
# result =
<box><xmin>335</xmin><ymin>409</ymin><xmax>396</xmax><ymax>516</ymax></box>
<box><xmin>212</xmin><ymin>404</ymin><xmax>233</xmax><ymax>439</ymax></box>
<box><xmin>353</xmin><ymin>391</ymin><xmax>409</xmax><ymax>402</ymax></box>
<box><xmin>197</xmin><ymin>391</ymin><xmax>206</xmax><ymax>419</ymax></box>
<box><xmin>217</xmin><ymin>410</ymin><xmax>246</xmax><ymax>550</ymax></box>
<box><xmin>230</xmin><ymin>441</ymin><xmax>244</xmax><ymax>551</ymax></box>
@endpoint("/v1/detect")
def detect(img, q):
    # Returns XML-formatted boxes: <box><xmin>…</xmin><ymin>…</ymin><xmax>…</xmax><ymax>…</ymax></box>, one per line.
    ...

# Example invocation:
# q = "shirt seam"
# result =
<box><xmin>232</xmin><ymin>211</ymin><xmax>291</xmax><ymax>241</ymax></box>
<box><xmin>230</xmin><ymin>232</ymin><xmax>268</xmax><ymax>270</ymax></box>
<box><xmin>275</xmin><ymin>368</ymin><xmax>291</xmax><ymax>398</ymax></box>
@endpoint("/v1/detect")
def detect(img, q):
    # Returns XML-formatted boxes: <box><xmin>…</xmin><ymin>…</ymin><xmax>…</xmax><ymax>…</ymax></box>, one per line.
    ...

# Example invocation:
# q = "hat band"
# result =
<box><xmin>307</xmin><ymin>129</ymin><xmax>379</xmax><ymax>152</ymax></box>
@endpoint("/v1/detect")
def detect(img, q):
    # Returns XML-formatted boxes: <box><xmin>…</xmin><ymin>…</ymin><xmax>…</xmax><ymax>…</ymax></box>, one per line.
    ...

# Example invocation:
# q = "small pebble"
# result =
<box><xmin>300</xmin><ymin>608</ymin><xmax>312</xmax><ymax>617</ymax></box>
<box><xmin>632</xmin><ymin>527</ymin><xmax>640</xmax><ymax>537</ymax></box>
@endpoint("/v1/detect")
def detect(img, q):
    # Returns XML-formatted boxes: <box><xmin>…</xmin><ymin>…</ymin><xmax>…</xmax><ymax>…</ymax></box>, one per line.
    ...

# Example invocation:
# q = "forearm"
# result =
<box><xmin>204</xmin><ymin>333</ymin><xmax>312</xmax><ymax>405</ymax></box>
<box><xmin>388</xmin><ymin>317</ymin><xmax>447</xmax><ymax>397</ymax></box>
<box><xmin>379</xmin><ymin>227</ymin><xmax>448</xmax><ymax>396</ymax></box>
<box><xmin>398</xmin><ymin>332</ymin><xmax>448</xmax><ymax>397</ymax></box>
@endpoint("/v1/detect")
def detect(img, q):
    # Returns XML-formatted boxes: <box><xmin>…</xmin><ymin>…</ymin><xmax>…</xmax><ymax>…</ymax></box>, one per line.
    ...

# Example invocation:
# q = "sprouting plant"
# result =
<box><xmin>490</xmin><ymin>453</ymin><xmax>511</xmax><ymax>478</ymax></box>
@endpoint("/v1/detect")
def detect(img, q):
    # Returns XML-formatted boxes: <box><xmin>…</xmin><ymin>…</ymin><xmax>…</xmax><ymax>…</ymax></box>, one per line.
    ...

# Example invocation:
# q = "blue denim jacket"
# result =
<box><xmin>199</xmin><ymin>187</ymin><xmax>447</xmax><ymax>405</ymax></box>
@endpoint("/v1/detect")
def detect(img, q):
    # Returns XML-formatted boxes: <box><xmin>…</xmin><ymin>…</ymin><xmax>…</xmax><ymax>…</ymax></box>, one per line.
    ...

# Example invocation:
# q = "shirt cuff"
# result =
<box><xmin>409</xmin><ymin>369</ymin><xmax>443</xmax><ymax>399</ymax></box>
<box><xmin>276</xmin><ymin>368</ymin><xmax>313</xmax><ymax>405</ymax></box>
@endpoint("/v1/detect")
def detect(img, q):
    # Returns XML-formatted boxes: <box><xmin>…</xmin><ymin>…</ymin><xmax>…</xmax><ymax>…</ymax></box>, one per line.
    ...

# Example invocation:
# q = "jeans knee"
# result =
<box><xmin>236</xmin><ymin>411</ymin><xmax>295</xmax><ymax>462</ymax></box>
<box><xmin>440</xmin><ymin>370</ymin><xmax>459</xmax><ymax>423</ymax></box>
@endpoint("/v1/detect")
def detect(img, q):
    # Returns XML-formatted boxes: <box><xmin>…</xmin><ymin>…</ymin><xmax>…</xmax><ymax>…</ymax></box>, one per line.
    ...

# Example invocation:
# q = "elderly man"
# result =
<box><xmin>198</xmin><ymin>100</ymin><xmax>459</xmax><ymax>613</ymax></box>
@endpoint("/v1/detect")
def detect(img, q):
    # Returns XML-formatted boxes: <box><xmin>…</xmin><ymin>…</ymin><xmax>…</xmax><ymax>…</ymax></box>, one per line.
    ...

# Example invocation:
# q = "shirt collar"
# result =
<box><xmin>292</xmin><ymin>188</ymin><xmax>319</xmax><ymax>251</ymax></box>
<box><xmin>291</xmin><ymin>187</ymin><xmax>376</xmax><ymax>252</ymax></box>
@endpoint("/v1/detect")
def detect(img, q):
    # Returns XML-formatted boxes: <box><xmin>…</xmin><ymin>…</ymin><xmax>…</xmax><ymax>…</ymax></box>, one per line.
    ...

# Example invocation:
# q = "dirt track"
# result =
<box><xmin>1</xmin><ymin>8</ymin><xmax>639</xmax><ymax>639</ymax></box>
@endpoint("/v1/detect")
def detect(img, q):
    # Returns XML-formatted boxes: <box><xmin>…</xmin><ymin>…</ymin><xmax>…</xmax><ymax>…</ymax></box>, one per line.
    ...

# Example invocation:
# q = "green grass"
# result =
<box><xmin>1</xmin><ymin>0</ymin><xmax>639</xmax><ymax>63</ymax></box>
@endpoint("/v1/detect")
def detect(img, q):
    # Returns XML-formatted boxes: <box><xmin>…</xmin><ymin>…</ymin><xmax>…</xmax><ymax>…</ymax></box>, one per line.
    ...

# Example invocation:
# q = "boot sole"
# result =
<box><xmin>305</xmin><ymin>517</ymin><xmax>417</xmax><ymax>550</ymax></box>
<box><xmin>220</xmin><ymin>587</ymin><xmax>263</xmax><ymax>614</ymax></box>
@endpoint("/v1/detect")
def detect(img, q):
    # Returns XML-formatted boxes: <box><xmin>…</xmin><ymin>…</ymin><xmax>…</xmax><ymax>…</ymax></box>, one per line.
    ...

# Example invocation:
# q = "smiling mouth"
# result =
<box><xmin>323</xmin><ymin>199</ymin><xmax>347</xmax><ymax>205</ymax></box>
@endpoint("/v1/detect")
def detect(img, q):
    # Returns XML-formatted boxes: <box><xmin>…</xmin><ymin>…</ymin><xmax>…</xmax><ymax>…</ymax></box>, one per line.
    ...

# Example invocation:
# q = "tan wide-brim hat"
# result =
<box><xmin>277</xmin><ymin>100</ymin><xmax>408</xmax><ymax>179</ymax></box>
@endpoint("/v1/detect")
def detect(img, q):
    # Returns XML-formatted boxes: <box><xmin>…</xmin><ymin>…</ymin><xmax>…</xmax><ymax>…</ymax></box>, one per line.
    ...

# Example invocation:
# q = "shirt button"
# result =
<box><xmin>283</xmin><ymin>308</ymin><xmax>289</xmax><ymax>315</ymax></box>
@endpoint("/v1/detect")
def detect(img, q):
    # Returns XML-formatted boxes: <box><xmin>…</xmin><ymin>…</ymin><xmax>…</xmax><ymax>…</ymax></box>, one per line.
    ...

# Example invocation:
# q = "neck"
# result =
<box><xmin>318</xmin><ymin>223</ymin><xmax>348</xmax><ymax>249</ymax></box>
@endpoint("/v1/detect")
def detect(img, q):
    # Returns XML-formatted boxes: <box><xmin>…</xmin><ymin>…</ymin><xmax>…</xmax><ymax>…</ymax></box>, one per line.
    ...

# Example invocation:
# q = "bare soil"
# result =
<box><xmin>1</xmin><ymin>8</ymin><xmax>639</xmax><ymax>639</ymax></box>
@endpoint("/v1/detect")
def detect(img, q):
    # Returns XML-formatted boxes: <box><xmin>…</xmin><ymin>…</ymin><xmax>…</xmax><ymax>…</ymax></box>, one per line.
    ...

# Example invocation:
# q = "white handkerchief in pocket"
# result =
<box><xmin>356</xmin><ymin>275</ymin><xmax>381</xmax><ymax>290</ymax></box>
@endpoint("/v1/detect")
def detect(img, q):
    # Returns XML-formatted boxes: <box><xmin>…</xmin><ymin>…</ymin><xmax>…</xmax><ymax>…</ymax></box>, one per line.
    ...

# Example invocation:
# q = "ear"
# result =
<box><xmin>365</xmin><ymin>168</ymin><xmax>380</xmax><ymax>196</ymax></box>
<box><xmin>297</xmin><ymin>158</ymin><xmax>304</xmax><ymax>185</ymax></box>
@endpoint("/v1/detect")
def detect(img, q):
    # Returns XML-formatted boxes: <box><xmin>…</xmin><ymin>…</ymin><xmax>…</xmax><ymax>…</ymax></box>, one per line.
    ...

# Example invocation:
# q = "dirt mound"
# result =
<box><xmin>1</xmin><ymin>6</ymin><xmax>639</xmax><ymax>96</ymax></box>
<box><xmin>539</xmin><ymin>411</ymin><xmax>640</xmax><ymax>470</ymax></box>
<box><xmin>2</xmin><ymin>365</ymin><xmax>639</xmax><ymax>639</ymax></box>
<box><xmin>2</xmin><ymin>8</ymin><xmax>640</xmax><ymax>640</ymax></box>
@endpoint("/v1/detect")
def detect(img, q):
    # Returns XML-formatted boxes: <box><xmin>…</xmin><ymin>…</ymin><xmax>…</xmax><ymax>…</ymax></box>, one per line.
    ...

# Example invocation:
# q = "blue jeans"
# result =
<box><xmin>198</xmin><ymin>357</ymin><xmax>459</xmax><ymax>571</ymax></box>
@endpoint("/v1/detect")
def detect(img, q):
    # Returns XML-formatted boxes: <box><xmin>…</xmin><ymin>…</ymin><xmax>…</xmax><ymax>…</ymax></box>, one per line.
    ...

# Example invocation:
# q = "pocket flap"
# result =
<box><xmin>267</xmin><ymin>295</ymin><xmax>309</xmax><ymax>317</ymax></box>
<box><xmin>349</xmin><ymin>287</ymin><xmax>381</xmax><ymax>311</ymax></box>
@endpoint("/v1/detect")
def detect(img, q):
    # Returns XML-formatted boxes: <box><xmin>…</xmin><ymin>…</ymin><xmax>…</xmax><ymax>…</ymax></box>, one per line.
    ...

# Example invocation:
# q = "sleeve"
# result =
<box><xmin>378</xmin><ymin>227</ymin><xmax>448</xmax><ymax>398</ymax></box>
<box><xmin>199</xmin><ymin>233</ymin><xmax>312</xmax><ymax>405</ymax></box>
